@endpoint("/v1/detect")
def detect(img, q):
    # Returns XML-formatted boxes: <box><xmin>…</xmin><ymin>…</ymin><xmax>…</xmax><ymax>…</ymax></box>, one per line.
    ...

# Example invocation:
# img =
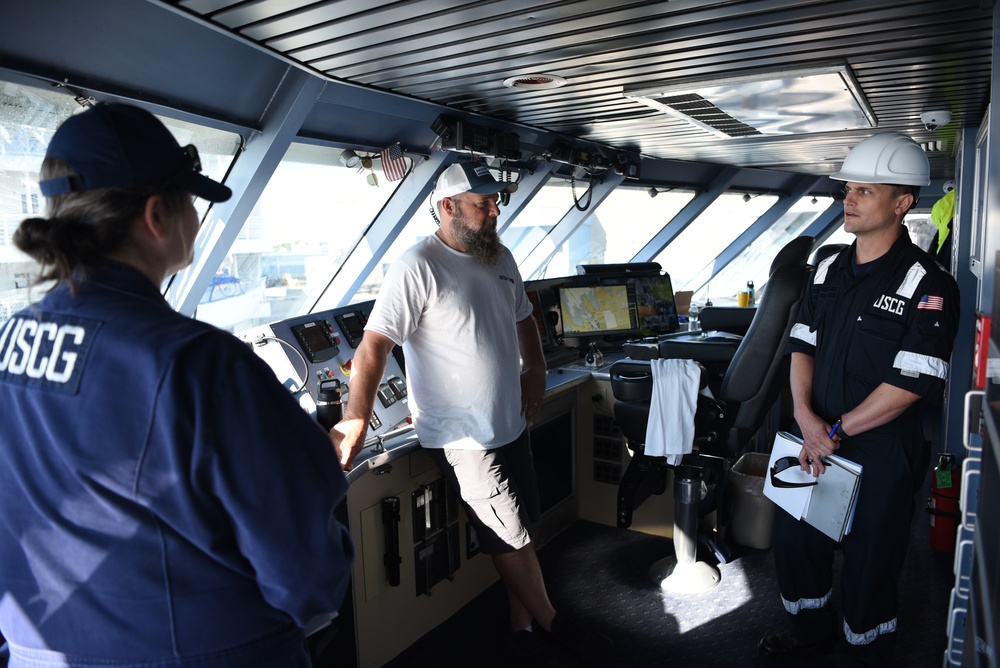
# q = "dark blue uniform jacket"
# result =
<box><xmin>0</xmin><ymin>263</ymin><xmax>353</xmax><ymax>667</ymax></box>
<box><xmin>789</xmin><ymin>229</ymin><xmax>960</xmax><ymax>480</ymax></box>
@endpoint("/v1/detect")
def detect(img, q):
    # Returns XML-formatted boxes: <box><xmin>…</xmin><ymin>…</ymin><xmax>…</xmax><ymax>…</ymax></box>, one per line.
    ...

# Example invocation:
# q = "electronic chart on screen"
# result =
<box><xmin>558</xmin><ymin>282</ymin><xmax>640</xmax><ymax>338</ymax></box>
<box><xmin>632</xmin><ymin>273</ymin><xmax>680</xmax><ymax>336</ymax></box>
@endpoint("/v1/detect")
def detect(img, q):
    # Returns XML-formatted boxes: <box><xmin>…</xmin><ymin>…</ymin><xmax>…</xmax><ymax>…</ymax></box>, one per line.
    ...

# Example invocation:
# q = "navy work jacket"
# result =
<box><xmin>0</xmin><ymin>263</ymin><xmax>353</xmax><ymax>667</ymax></box>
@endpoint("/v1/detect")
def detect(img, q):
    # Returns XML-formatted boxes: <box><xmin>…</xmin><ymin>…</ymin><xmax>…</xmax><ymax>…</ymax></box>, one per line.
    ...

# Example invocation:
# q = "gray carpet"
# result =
<box><xmin>385</xmin><ymin>486</ymin><xmax>954</xmax><ymax>668</ymax></box>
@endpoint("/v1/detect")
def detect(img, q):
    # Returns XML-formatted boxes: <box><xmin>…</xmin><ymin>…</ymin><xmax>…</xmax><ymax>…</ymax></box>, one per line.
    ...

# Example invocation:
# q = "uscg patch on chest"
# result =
<box><xmin>0</xmin><ymin>313</ymin><xmax>100</xmax><ymax>394</ymax></box>
<box><xmin>872</xmin><ymin>293</ymin><xmax>907</xmax><ymax>316</ymax></box>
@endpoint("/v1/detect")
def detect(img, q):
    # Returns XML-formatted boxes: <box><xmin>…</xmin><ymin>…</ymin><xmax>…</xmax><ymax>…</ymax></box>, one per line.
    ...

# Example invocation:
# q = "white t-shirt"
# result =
<box><xmin>364</xmin><ymin>234</ymin><xmax>533</xmax><ymax>449</ymax></box>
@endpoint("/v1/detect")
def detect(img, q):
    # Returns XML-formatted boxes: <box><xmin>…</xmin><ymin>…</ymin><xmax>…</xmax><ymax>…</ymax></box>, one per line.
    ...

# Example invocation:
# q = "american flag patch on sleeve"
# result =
<box><xmin>917</xmin><ymin>294</ymin><xmax>944</xmax><ymax>311</ymax></box>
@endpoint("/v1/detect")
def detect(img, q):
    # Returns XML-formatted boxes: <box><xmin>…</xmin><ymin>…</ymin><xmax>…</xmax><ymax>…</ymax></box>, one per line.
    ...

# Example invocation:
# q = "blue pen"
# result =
<box><xmin>829</xmin><ymin>419</ymin><xmax>842</xmax><ymax>439</ymax></box>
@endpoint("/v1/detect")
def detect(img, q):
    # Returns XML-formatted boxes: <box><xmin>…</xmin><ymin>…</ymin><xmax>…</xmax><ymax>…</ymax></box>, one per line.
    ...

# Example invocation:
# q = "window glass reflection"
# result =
<box><xmin>501</xmin><ymin>181</ymin><xmax>572</xmax><ymax>266</ymax></box>
<box><xmin>534</xmin><ymin>186</ymin><xmax>695</xmax><ymax>279</ymax></box>
<box><xmin>0</xmin><ymin>80</ymin><xmax>239</xmax><ymax>320</ymax></box>
<box><xmin>195</xmin><ymin>144</ymin><xmax>401</xmax><ymax>330</ymax></box>
<box><xmin>652</xmin><ymin>192</ymin><xmax>778</xmax><ymax>301</ymax></box>
<box><xmin>707</xmin><ymin>195</ymin><xmax>834</xmax><ymax>300</ymax></box>
<box><xmin>348</xmin><ymin>204</ymin><xmax>437</xmax><ymax>305</ymax></box>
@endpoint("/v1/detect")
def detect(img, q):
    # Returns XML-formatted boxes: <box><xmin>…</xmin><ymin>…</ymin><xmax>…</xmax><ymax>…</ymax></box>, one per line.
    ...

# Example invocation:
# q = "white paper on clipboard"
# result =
<box><xmin>762</xmin><ymin>431</ymin><xmax>815</xmax><ymax>520</ymax></box>
<box><xmin>762</xmin><ymin>431</ymin><xmax>863</xmax><ymax>542</ymax></box>
<box><xmin>802</xmin><ymin>454</ymin><xmax>862</xmax><ymax>541</ymax></box>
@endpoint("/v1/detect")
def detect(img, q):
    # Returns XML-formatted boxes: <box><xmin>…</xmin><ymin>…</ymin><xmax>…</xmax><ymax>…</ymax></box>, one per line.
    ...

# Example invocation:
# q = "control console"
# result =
<box><xmin>236</xmin><ymin>300</ymin><xmax>411</xmax><ymax>447</ymax></box>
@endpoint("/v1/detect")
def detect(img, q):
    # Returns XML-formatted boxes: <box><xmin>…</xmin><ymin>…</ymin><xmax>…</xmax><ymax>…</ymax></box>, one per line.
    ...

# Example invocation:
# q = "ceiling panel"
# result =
<box><xmin>171</xmin><ymin>0</ymin><xmax>994</xmax><ymax>179</ymax></box>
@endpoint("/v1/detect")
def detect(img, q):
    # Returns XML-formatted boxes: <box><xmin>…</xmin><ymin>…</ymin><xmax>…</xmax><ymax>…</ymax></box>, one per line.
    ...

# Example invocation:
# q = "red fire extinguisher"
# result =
<box><xmin>926</xmin><ymin>453</ymin><xmax>961</xmax><ymax>552</ymax></box>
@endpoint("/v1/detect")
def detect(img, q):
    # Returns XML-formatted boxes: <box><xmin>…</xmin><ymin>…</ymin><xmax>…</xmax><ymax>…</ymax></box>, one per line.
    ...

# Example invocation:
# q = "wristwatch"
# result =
<box><xmin>830</xmin><ymin>418</ymin><xmax>850</xmax><ymax>439</ymax></box>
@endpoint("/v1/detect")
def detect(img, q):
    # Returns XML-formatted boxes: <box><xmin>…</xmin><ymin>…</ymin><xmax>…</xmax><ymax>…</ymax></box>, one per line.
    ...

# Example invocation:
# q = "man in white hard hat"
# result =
<box><xmin>759</xmin><ymin>133</ymin><xmax>960</xmax><ymax>666</ymax></box>
<box><xmin>331</xmin><ymin>161</ymin><xmax>615</xmax><ymax>664</ymax></box>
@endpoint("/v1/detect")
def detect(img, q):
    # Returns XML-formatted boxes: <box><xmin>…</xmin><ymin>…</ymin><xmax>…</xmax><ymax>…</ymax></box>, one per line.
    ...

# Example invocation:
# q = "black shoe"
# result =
<box><xmin>548</xmin><ymin>613</ymin><xmax>615</xmax><ymax>663</ymax></box>
<box><xmin>759</xmin><ymin>630</ymin><xmax>836</xmax><ymax>662</ymax></box>
<box><xmin>503</xmin><ymin>630</ymin><xmax>580</xmax><ymax>668</ymax></box>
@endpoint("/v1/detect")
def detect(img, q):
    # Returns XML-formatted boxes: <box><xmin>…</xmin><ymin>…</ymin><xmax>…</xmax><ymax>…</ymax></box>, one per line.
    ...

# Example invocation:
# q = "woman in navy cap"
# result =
<box><xmin>0</xmin><ymin>103</ymin><xmax>354</xmax><ymax>667</ymax></box>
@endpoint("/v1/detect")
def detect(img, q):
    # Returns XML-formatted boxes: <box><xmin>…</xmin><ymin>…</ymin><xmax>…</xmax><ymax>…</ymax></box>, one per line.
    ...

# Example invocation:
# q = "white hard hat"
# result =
<box><xmin>830</xmin><ymin>132</ymin><xmax>930</xmax><ymax>186</ymax></box>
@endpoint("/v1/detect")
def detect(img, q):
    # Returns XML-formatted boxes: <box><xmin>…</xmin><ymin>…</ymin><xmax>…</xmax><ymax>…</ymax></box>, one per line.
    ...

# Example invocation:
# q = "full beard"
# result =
<box><xmin>452</xmin><ymin>211</ymin><xmax>503</xmax><ymax>267</ymax></box>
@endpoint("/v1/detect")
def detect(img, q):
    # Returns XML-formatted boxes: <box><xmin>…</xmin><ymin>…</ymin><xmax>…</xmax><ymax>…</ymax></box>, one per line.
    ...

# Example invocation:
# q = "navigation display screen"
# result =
<box><xmin>558</xmin><ymin>283</ymin><xmax>639</xmax><ymax>337</ymax></box>
<box><xmin>632</xmin><ymin>274</ymin><xmax>679</xmax><ymax>335</ymax></box>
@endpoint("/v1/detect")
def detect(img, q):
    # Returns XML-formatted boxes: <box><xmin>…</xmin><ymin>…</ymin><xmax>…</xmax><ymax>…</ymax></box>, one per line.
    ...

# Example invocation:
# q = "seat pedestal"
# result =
<box><xmin>651</xmin><ymin>465</ymin><xmax>720</xmax><ymax>593</ymax></box>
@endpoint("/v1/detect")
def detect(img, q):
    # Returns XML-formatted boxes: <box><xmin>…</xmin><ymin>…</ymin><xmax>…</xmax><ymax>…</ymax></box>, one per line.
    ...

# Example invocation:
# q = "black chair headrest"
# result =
<box><xmin>769</xmin><ymin>236</ymin><xmax>815</xmax><ymax>276</ymax></box>
<box><xmin>698</xmin><ymin>306</ymin><xmax>754</xmax><ymax>337</ymax></box>
<box><xmin>720</xmin><ymin>262</ymin><xmax>811</xmax><ymax>416</ymax></box>
<box><xmin>808</xmin><ymin>243</ymin><xmax>849</xmax><ymax>267</ymax></box>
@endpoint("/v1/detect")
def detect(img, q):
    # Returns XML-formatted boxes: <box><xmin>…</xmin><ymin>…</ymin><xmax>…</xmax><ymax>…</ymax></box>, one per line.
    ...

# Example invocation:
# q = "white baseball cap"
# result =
<box><xmin>431</xmin><ymin>162</ymin><xmax>509</xmax><ymax>208</ymax></box>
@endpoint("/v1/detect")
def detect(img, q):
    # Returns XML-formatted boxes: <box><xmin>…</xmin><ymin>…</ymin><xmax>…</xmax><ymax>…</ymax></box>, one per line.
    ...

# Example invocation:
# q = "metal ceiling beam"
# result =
<box><xmin>631</xmin><ymin>167</ymin><xmax>741</xmax><ymax>262</ymax></box>
<box><xmin>497</xmin><ymin>162</ymin><xmax>557</xmax><ymax>237</ymax></box>
<box><xmin>311</xmin><ymin>150</ymin><xmax>455</xmax><ymax>310</ymax></box>
<box><xmin>167</xmin><ymin>67</ymin><xmax>322</xmax><ymax>317</ymax></box>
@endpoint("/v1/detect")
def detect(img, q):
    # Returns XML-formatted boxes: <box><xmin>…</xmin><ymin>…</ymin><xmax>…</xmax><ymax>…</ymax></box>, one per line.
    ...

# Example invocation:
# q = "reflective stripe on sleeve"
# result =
<box><xmin>790</xmin><ymin>323</ymin><xmax>816</xmax><ymax>346</ymax></box>
<box><xmin>895</xmin><ymin>262</ymin><xmax>926</xmax><ymax>299</ymax></box>
<box><xmin>782</xmin><ymin>590</ymin><xmax>832</xmax><ymax>615</ymax></box>
<box><xmin>893</xmin><ymin>351</ymin><xmax>949</xmax><ymax>380</ymax></box>
<box><xmin>844</xmin><ymin>618</ymin><xmax>897</xmax><ymax>645</ymax></box>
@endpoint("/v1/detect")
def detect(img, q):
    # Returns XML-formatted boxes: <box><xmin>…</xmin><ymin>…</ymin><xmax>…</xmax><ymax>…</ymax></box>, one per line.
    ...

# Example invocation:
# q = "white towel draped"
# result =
<box><xmin>644</xmin><ymin>358</ymin><xmax>702</xmax><ymax>465</ymax></box>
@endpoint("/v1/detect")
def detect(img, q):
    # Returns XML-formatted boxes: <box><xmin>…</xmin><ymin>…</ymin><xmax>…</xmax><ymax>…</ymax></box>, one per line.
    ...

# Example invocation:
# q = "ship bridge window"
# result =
<box><xmin>195</xmin><ymin>143</ymin><xmax>402</xmax><ymax>331</ymax></box>
<box><xmin>501</xmin><ymin>182</ymin><xmax>573</xmax><ymax>266</ymax></box>
<box><xmin>0</xmin><ymin>79</ymin><xmax>239</xmax><ymax>321</ymax></box>
<box><xmin>351</xmin><ymin>177</ymin><xmax>583</xmax><ymax>302</ymax></box>
<box><xmin>652</xmin><ymin>192</ymin><xmax>778</xmax><ymax>303</ymax></box>
<box><xmin>705</xmin><ymin>195</ymin><xmax>833</xmax><ymax>299</ymax></box>
<box><xmin>348</xmin><ymin>194</ymin><xmax>438</xmax><ymax>304</ymax></box>
<box><xmin>823</xmin><ymin>210</ymin><xmax>937</xmax><ymax>255</ymax></box>
<box><xmin>532</xmin><ymin>185</ymin><xmax>695</xmax><ymax>279</ymax></box>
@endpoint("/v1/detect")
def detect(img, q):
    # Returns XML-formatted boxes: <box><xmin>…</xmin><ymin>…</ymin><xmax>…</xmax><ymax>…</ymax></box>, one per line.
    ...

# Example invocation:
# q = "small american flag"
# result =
<box><xmin>917</xmin><ymin>294</ymin><xmax>944</xmax><ymax>311</ymax></box>
<box><xmin>380</xmin><ymin>142</ymin><xmax>407</xmax><ymax>181</ymax></box>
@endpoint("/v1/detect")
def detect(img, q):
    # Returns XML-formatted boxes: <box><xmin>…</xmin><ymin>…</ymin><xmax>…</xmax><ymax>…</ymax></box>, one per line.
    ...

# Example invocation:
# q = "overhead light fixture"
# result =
<box><xmin>502</xmin><ymin>74</ymin><xmax>567</xmax><ymax>90</ymax></box>
<box><xmin>624</xmin><ymin>64</ymin><xmax>876</xmax><ymax>138</ymax></box>
<box><xmin>340</xmin><ymin>149</ymin><xmax>361</xmax><ymax>168</ymax></box>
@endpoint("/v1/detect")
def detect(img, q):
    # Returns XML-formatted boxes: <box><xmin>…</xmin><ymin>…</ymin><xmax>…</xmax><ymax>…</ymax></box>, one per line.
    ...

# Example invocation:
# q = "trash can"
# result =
<box><xmin>729</xmin><ymin>452</ymin><xmax>776</xmax><ymax>549</ymax></box>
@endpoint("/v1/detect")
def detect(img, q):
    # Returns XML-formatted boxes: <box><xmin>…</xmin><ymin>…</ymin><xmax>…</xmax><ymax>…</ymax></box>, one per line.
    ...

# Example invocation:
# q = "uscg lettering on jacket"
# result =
<box><xmin>872</xmin><ymin>293</ymin><xmax>906</xmax><ymax>316</ymax></box>
<box><xmin>0</xmin><ymin>314</ymin><xmax>99</xmax><ymax>394</ymax></box>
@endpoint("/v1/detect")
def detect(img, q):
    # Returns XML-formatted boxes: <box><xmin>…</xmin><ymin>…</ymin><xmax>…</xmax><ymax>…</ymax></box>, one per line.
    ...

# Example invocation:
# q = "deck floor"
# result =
<box><xmin>384</xmin><ymin>481</ymin><xmax>954</xmax><ymax>668</ymax></box>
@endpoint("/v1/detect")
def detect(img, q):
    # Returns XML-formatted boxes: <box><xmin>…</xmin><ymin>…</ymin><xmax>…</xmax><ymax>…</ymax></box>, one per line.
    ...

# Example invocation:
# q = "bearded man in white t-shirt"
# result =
<box><xmin>331</xmin><ymin>161</ymin><xmax>614</xmax><ymax>663</ymax></box>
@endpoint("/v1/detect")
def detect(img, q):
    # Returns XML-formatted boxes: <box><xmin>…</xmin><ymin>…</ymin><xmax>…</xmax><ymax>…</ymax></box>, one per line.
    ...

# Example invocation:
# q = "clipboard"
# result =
<box><xmin>763</xmin><ymin>431</ymin><xmax>863</xmax><ymax>542</ymax></box>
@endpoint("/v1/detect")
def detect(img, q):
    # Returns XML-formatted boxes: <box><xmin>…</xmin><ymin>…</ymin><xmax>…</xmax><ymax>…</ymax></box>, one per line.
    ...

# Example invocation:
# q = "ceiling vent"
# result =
<box><xmin>652</xmin><ymin>94</ymin><xmax>761</xmax><ymax>138</ymax></box>
<box><xmin>625</xmin><ymin>65</ymin><xmax>876</xmax><ymax>139</ymax></box>
<box><xmin>503</xmin><ymin>74</ymin><xmax>567</xmax><ymax>90</ymax></box>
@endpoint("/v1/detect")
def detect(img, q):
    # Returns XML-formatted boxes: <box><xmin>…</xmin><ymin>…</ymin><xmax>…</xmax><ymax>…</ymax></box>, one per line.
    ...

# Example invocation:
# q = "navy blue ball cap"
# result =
<box><xmin>39</xmin><ymin>103</ymin><xmax>232</xmax><ymax>202</ymax></box>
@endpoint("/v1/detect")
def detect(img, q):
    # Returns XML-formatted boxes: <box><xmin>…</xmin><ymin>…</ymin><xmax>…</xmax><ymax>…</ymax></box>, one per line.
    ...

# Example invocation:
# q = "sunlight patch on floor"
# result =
<box><xmin>659</xmin><ymin>559</ymin><xmax>755</xmax><ymax>633</ymax></box>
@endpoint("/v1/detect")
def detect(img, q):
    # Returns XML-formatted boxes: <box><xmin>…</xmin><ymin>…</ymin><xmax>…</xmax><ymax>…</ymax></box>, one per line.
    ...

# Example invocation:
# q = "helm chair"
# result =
<box><xmin>830</xmin><ymin>132</ymin><xmax>930</xmax><ymax>186</ymax></box>
<box><xmin>609</xmin><ymin>237</ymin><xmax>814</xmax><ymax>593</ymax></box>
